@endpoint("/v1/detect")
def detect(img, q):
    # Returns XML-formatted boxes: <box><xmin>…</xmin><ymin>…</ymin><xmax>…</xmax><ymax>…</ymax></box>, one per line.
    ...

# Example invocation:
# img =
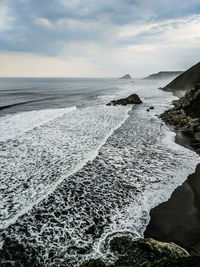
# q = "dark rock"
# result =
<box><xmin>109</xmin><ymin>237</ymin><xmax>189</xmax><ymax>267</ymax></box>
<box><xmin>147</xmin><ymin>107</ymin><xmax>154</xmax><ymax>112</ymax></box>
<box><xmin>82</xmin><ymin>237</ymin><xmax>190</xmax><ymax>267</ymax></box>
<box><xmin>119</xmin><ymin>74</ymin><xmax>132</xmax><ymax>79</ymax></box>
<box><xmin>163</xmin><ymin>62</ymin><xmax>200</xmax><ymax>92</ymax></box>
<box><xmin>80</xmin><ymin>259</ymin><xmax>106</xmax><ymax>267</ymax></box>
<box><xmin>107</xmin><ymin>94</ymin><xmax>142</xmax><ymax>106</ymax></box>
<box><xmin>140</xmin><ymin>256</ymin><xmax>200</xmax><ymax>267</ymax></box>
<box><xmin>160</xmin><ymin>82</ymin><xmax>200</xmax><ymax>131</ymax></box>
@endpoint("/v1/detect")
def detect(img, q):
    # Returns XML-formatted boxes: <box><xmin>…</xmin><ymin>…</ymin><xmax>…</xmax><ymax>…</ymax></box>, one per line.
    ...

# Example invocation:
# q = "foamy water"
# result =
<box><xmin>0</xmin><ymin>79</ymin><xmax>199</xmax><ymax>266</ymax></box>
<box><xmin>0</xmin><ymin>106</ymin><xmax>77</xmax><ymax>142</ymax></box>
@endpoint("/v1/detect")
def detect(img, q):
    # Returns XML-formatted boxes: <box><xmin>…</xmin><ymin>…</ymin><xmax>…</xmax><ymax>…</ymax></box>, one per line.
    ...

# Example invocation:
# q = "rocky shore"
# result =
<box><xmin>81</xmin><ymin>237</ymin><xmax>193</xmax><ymax>267</ymax></box>
<box><xmin>82</xmin><ymin>66</ymin><xmax>200</xmax><ymax>267</ymax></box>
<box><xmin>160</xmin><ymin>82</ymin><xmax>200</xmax><ymax>131</ymax></box>
<box><xmin>144</xmin><ymin>73</ymin><xmax>200</xmax><ymax>265</ymax></box>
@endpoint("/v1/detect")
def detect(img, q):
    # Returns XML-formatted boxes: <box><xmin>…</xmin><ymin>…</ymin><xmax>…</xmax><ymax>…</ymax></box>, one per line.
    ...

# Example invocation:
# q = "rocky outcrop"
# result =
<box><xmin>110</xmin><ymin>237</ymin><xmax>189</xmax><ymax>267</ymax></box>
<box><xmin>163</xmin><ymin>62</ymin><xmax>200</xmax><ymax>92</ymax></box>
<box><xmin>81</xmin><ymin>237</ymin><xmax>189</xmax><ymax>267</ymax></box>
<box><xmin>81</xmin><ymin>259</ymin><xmax>106</xmax><ymax>267</ymax></box>
<box><xmin>141</xmin><ymin>256</ymin><xmax>200</xmax><ymax>267</ymax></box>
<box><xmin>119</xmin><ymin>74</ymin><xmax>132</xmax><ymax>79</ymax></box>
<box><xmin>161</xmin><ymin>82</ymin><xmax>200</xmax><ymax>130</ymax></box>
<box><xmin>144</xmin><ymin>71</ymin><xmax>182</xmax><ymax>80</ymax></box>
<box><xmin>107</xmin><ymin>94</ymin><xmax>142</xmax><ymax>106</ymax></box>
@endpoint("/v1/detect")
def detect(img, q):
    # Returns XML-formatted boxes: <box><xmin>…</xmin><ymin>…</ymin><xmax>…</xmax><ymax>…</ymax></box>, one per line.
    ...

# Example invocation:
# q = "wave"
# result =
<box><xmin>0</xmin><ymin>106</ymin><xmax>77</xmax><ymax>141</ymax></box>
<box><xmin>1</xmin><ymin>79</ymin><xmax>199</xmax><ymax>266</ymax></box>
<box><xmin>0</xmin><ymin>104</ymin><xmax>130</xmax><ymax>230</ymax></box>
<box><xmin>1</xmin><ymin>98</ymin><xmax>199</xmax><ymax>267</ymax></box>
<box><xmin>0</xmin><ymin>98</ymin><xmax>54</xmax><ymax>111</ymax></box>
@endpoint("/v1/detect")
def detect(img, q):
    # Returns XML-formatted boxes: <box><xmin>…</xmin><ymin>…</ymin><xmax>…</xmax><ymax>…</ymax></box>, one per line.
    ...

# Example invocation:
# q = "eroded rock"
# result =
<box><xmin>110</xmin><ymin>237</ymin><xmax>189</xmax><ymax>267</ymax></box>
<box><xmin>107</xmin><ymin>94</ymin><xmax>142</xmax><ymax>106</ymax></box>
<box><xmin>82</xmin><ymin>237</ymin><xmax>190</xmax><ymax>267</ymax></box>
<box><xmin>161</xmin><ymin>82</ymin><xmax>200</xmax><ymax>131</ymax></box>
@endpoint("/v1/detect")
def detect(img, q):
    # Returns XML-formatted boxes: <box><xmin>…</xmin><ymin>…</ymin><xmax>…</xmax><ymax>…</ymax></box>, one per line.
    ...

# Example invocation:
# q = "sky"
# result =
<box><xmin>0</xmin><ymin>0</ymin><xmax>200</xmax><ymax>77</ymax></box>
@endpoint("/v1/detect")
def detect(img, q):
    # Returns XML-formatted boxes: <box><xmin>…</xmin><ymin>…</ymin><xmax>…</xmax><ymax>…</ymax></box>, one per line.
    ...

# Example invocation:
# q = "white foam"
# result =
<box><xmin>0</xmin><ymin>79</ymin><xmax>199</xmax><ymax>267</ymax></box>
<box><xmin>0</xmin><ymin>106</ymin><xmax>77</xmax><ymax>141</ymax></box>
<box><xmin>0</xmin><ymin>104</ymin><xmax>131</xmax><ymax>230</ymax></box>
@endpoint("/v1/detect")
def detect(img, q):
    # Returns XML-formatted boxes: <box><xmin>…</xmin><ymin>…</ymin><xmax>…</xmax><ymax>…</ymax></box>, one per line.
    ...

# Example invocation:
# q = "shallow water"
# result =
<box><xmin>0</xmin><ymin>78</ymin><xmax>199</xmax><ymax>266</ymax></box>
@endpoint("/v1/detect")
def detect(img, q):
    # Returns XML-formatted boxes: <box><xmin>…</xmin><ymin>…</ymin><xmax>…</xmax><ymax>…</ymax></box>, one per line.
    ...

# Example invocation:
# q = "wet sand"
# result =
<box><xmin>145</xmin><ymin>130</ymin><xmax>200</xmax><ymax>255</ymax></box>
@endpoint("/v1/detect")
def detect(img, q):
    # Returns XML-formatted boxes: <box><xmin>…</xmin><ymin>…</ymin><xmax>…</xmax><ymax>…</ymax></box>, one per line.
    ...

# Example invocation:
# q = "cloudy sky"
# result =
<box><xmin>0</xmin><ymin>0</ymin><xmax>200</xmax><ymax>77</ymax></box>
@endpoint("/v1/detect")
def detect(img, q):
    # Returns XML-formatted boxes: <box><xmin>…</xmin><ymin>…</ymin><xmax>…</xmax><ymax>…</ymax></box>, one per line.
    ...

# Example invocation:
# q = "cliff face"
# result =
<box><xmin>163</xmin><ymin>62</ymin><xmax>200</xmax><ymax>92</ymax></box>
<box><xmin>145</xmin><ymin>71</ymin><xmax>182</xmax><ymax>80</ymax></box>
<box><xmin>161</xmin><ymin>82</ymin><xmax>200</xmax><ymax>130</ymax></box>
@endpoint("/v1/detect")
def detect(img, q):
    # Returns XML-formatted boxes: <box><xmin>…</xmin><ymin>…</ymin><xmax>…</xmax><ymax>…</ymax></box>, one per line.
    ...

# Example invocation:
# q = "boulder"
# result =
<box><xmin>109</xmin><ymin>237</ymin><xmax>189</xmax><ymax>267</ymax></box>
<box><xmin>81</xmin><ymin>237</ymin><xmax>190</xmax><ymax>267</ymax></box>
<box><xmin>107</xmin><ymin>94</ymin><xmax>142</xmax><ymax>106</ymax></box>
<box><xmin>81</xmin><ymin>259</ymin><xmax>106</xmax><ymax>267</ymax></box>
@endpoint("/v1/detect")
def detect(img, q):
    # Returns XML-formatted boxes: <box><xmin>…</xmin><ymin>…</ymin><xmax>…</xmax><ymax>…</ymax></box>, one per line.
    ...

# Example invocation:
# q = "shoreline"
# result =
<box><xmin>145</xmin><ymin>123</ymin><xmax>200</xmax><ymax>255</ymax></box>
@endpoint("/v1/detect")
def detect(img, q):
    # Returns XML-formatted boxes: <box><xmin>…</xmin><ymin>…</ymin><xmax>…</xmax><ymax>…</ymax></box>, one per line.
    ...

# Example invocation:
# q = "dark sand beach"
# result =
<box><xmin>145</xmin><ymin>130</ymin><xmax>200</xmax><ymax>255</ymax></box>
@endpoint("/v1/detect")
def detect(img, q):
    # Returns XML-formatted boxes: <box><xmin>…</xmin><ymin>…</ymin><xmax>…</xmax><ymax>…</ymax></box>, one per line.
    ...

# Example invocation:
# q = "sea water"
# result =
<box><xmin>0</xmin><ymin>78</ymin><xmax>199</xmax><ymax>266</ymax></box>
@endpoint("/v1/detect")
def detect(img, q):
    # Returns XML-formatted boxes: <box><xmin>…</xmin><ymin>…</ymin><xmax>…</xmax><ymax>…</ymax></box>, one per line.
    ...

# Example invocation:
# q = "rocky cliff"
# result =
<box><xmin>163</xmin><ymin>62</ymin><xmax>200</xmax><ymax>92</ymax></box>
<box><xmin>161</xmin><ymin>82</ymin><xmax>200</xmax><ymax>130</ymax></box>
<box><xmin>144</xmin><ymin>71</ymin><xmax>182</xmax><ymax>80</ymax></box>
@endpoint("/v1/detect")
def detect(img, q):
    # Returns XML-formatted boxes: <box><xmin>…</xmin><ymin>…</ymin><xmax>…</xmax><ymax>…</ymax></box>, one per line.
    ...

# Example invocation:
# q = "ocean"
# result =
<box><xmin>0</xmin><ymin>78</ymin><xmax>199</xmax><ymax>266</ymax></box>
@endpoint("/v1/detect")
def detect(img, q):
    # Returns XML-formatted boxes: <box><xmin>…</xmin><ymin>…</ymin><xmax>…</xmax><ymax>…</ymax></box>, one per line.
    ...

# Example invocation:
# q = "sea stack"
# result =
<box><xmin>119</xmin><ymin>74</ymin><xmax>132</xmax><ymax>79</ymax></box>
<box><xmin>163</xmin><ymin>62</ymin><xmax>200</xmax><ymax>92</ymax></box>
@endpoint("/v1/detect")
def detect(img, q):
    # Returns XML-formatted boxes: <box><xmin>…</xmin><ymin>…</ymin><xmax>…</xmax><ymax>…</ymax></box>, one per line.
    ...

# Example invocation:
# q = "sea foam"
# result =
<box><xmin>0</xmin><ymin>79</ymin><xmax>199</xmax><ymax>267</ymax></box>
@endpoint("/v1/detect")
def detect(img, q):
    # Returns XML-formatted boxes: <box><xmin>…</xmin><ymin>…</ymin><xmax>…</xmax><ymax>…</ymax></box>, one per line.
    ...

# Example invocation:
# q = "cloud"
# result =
<box><xmin>0</xmin><ymin>0</ymin><xmax>200</xmax><ymax>76</ymax></box>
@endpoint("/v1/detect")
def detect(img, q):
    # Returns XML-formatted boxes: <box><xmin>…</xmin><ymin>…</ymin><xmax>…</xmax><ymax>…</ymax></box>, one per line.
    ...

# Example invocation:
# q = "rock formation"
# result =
<box><xmin>163</xmin><ymin>62</ymin><xmax>200</xmax><ymax>92</ymax></box>
<box><xmin>144</xmin><ymin>71</ymin><xmax>182</xmax><ymax>80</ymax></box>
<box><xmin>119</xmin><ymin>74</ymin><xmax>132</xmax><ymax>79</ymax></box>
<box><xmin>81</xmin><ymin>237</ymin><xmax>190</xmax><ymax>267</ymax></box>
<box><xmin>161</xmin><ymin>82</ymin><xmax>200</xmax><ymax>130</ymax></box>
<box><xmin>106</xmin><ymin>94</ymin><xmax>142</xmax><ymax>106</ymax></box>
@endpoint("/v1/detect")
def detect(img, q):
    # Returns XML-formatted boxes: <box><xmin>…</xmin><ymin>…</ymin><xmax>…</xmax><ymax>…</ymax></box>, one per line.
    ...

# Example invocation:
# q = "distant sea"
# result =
<box><xmin>0</xmin><ymin>78</ymin><xmax>198</xmax><ymax>266</ymax></box>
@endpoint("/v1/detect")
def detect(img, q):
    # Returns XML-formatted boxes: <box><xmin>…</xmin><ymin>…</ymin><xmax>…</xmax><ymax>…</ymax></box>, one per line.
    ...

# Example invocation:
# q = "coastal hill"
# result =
<box><xmin>144</xmin><ymin>71</ymin><xmax>182</xmax><ymax>80</ymax></box>
<box><xmin>163</xmin><ymin>62</ymin><xmax>200</xmax><ymax>91</ymax></box>
<box><xmin>119</xmin><ymin>74</ymin><xmax>132</xmax><ymax>79</ymax></box>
